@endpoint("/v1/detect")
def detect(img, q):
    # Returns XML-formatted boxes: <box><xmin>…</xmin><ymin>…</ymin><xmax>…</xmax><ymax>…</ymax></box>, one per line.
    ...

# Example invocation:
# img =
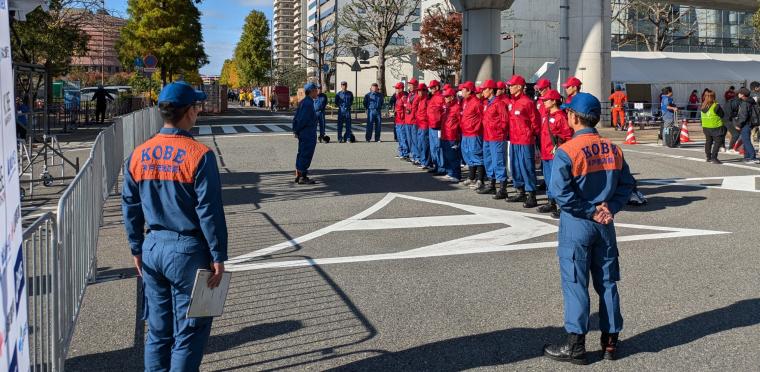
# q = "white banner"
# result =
<box><xmin>0</xmin><ymin>2</ymin><xmax>29</xmax><ymax>371</ymax></box>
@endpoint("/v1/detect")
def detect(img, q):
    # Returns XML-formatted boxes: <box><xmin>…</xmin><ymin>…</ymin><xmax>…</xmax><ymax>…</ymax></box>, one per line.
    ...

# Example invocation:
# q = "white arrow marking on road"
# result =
<box><xmin>225</xmin><ymin>193</ymin><xmax>729</xmax><ymax>271</ymax></box>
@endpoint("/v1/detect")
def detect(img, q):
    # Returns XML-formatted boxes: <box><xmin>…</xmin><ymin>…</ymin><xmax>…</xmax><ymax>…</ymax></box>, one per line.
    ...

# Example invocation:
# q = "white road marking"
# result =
<box><xmin>198</xmin><ymin>126</ymin><xmax>212</xmax><ymax>135</ymax></box>
<box><xmin>226</xmin><ymin>193</ymin><xmax>729</xmax><ymax>271</ymax></box>
<box><xmin>222</xmin><ymin>126</ymin><xmax>238</xmax><ymax>134</ymax></box>
<box><xmin>624</xmin><ymin>148</ymin><xmax>760</xmax><ymax>172</ymax></box>
<box><xmin>243</xmin><ymin>125</ymin><xmax>262</xmax><ymax>133</ymax></box>
<box><xmin>640</xmin><ymin>175</ymin><xmax>759</xmax><ymax>193</ymax></box>
<box><xmin>264</xmin><ymin>124</ymin><xmax>287</xmax><ymax>132</ymax></box>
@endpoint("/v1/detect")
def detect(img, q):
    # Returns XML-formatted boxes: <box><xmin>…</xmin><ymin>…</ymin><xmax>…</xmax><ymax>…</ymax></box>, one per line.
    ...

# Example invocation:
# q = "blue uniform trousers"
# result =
<box><xmin>461</xmin><ymin>136</ymin><xmax>484</xmax><ymax>166</ymax></box>
<box><xmin>509</xmin><ymin>143</ymin><xmax>537</xmax><ymax>191</ymax></box>
<box><xmin>416</xmin><ymin>127</ymin><xmax>431</xmax><ymax>166</ymax></box>
<box><xmin>142</xmin><ymin>231</ymin><xmax>214</xmax><ymax>372</ymax></box>
<box><xmin>429</xmin><ymin>129</ymin><xmax>445</xmax><ymax>173</ymax></box>
<box><xmin>406</xmin><ymin>124</ymin><xmax>418</xmax><ymax>161</ymax></box>
<box><xmin>366</xmin><ymin>110</ymin><xmax>382</xmax><ymax>141</ymax></box>
<box><xmin>441</xmin><ymin>140</ymin><xmax>462</xmax><ymax>179</ymax></box>
<box><xmin>296</xmin><ymin>134</ymin><xmax>317</xmax><ymax>175</ymax></box>
<box><xmin>317</xmin><ymin>112</ymin><xmax>326</xmax><ymax>137</ymax></box>
<box><xmin>542</xmin><ymin>159</ymin><xmax>554</xmax><ymax>199</ymax></box>
<box><xmin>483</xmin><ymin>140</ymin><xmax>508</xmax><ymax>182</ymax></box>
<box><xmin>558</xmin><ymin>213</ymin><xmax>623</xmax><ymax>335</ymax></box>
<box><xmin>740</xmin><ymin>125</ymin><xmax>757</xmax><ymax>160</ymax></box>
<box><xmin>337</xmin><ymin>110</ymin><xmax>352</xmax><ymax>140</ymax></box>
<box><xmin>396</xmin><ymin>125</ymin><xmax>408</xmax><ymax>157</ymax></box>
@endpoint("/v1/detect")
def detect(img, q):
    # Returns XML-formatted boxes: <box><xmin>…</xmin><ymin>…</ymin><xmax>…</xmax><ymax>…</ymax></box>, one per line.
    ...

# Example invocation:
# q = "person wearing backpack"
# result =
<box><xmin>700</xmin><ymin>90</ymin><xmax>727</xmax><ymax>164</ymax></box>
<box><xmin>735</xmin><ymin>88</ymin><xmax>760</xmax><ymax>164</ymax></box>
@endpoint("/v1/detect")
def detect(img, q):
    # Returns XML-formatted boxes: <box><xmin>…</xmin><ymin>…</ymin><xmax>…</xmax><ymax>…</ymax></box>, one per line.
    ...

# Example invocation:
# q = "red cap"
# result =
<box><xmin>429</xmin><ymin>80</ymin><xmax>440</xmax><ymax>88</ymax></box>
<box><xmin>480</xmin><ymin>79</ymin><xmax>497</xmax><ymax>90</ymax></box>
<box><xmin>442</xmin><ymin>88</ymin><xmax>455</xmax><ymax>97</ymax></box>
<box><xmin>540</xmin><ymin>89</ymin><xmax>562</xmax><ymax>101</ymax></box>
<box><xmin>562</xmin><ymin>76</ymin><xmax>582</xmax><ymax>88</ymax></box>
<box><xmin>496</xmin><ymin>81</ymin><xmax>507</xmax><ymax>89</ymax></box>
<box><xmin>459</xmin><ymin>81</ymin><xmax>475</xmax><ymax>92</ymax></box>
<box><xmin>534</xmin><ymin>78</ymin><xmax>551</xmax><ymax>90</ymax></box>
<box><xmin>443</xmin><ymin>84</ymin><xmax>452</xmax><ymax>91</ymax></box>
<box><xmin>417</xmin><ymin>83</ymin><xmax>428</xmax><ymax>91</ymax></box>
<box><xmin>394</xmin><ymin>82</ymin><xmax>404</xmax><ymax>89</ymax></box>
<box><xmin>507</xmin><ymin>75</ymin><xmax>526</xmax><ymax>86</ymax></box>
<box><xmin>408</xmin><ymin>78</ymin><xmax>418</xmax><ymax>86</ymax></box>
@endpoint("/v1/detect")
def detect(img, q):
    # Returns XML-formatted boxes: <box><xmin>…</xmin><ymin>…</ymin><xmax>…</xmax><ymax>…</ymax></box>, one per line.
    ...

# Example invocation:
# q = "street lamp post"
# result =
<box><xmin>500</xmin><ymin>33</ymin><xmax>522</xmax><ymax>76</ymax></box>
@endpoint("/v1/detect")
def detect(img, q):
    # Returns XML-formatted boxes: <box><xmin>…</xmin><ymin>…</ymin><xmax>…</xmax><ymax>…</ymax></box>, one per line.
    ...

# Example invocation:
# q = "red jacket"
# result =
<box><xmin>394</xmin><ymin>92</ymin><xmax>407</xmax><ymax>124</ymax></box>
<box><xmin>405</xmin><ymin>91</ymin><xmax>417</xmax><ymax>125</ymax></box>
<box><xmin>441</xmin><ymin>100</ymin><xmax>461</xmax><ymax>141</ymax></box>
<box><xmin>508</xmin><ymin>93</ymin><xmax>541</xmax><ymax>145</ymax></box>
<box><xmin>461</xmin><ymin>96</ymin><xmax>483</xmax><ymax>137</ymax></box>
<box><xmin>539</xmin><ymin>109</ymin><xmax>574</xmax><ymax>160</ymax></box>
<box><xmin>415</xmin><ymin>93</ymin><xmax>429</xmax><ymax>129</ymax></box>
<box><xmin>537</xmin><ymin>98</ymin><xmax>548</xmax><ymax>122</ymax></box>
<box><xmin>482</xmin><ymin>96</ymin><xmax>510</xmax><ymax>142</ymax></box>
<box><xmin>427</xmin><ymin>92</ymin><xmax>445</xmax><ymax>129</ymax></box>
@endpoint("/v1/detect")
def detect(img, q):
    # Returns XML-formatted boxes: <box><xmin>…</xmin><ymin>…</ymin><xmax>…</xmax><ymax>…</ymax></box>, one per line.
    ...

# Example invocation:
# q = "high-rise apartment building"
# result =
<box><xmin>293</xmin><ymin>0</ymin><xmax>308</xmax><ymax>67</ymax></box>
<box><xmin>273</xmin><ymin>0</ymin><xmax>297</xmax><ymax>64</ymax></box>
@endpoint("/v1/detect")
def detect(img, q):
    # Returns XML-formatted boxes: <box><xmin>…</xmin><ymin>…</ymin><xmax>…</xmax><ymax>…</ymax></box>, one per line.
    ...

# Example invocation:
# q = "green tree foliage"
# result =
<box><xmin>118</xmin><ymin>0</ymin><xmax>208</xmax><ymax>84</ymax></box>
<box><xmin>234</xmin><ymin>10</ymin><xmax>271</xmax><ymax>87</ymax></box>
<box><xmin>219</xmin><ymin>59</ymin><xmax>241</xmax><ymax>88</ymax></box>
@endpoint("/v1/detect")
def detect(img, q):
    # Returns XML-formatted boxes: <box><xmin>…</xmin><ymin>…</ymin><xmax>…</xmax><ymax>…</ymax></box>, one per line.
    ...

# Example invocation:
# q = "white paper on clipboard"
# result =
<box><xmin>186</xmin><ymin>269</ymin><xmax>232</xmax><ymax>318</ymax></box>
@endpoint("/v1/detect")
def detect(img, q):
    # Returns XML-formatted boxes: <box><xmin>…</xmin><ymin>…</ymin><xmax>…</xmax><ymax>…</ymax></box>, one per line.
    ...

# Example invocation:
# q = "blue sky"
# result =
<box><xmin>107</xmin><ymin>0</ymin><xmax>273</xmax><ymax>75</ymax></box>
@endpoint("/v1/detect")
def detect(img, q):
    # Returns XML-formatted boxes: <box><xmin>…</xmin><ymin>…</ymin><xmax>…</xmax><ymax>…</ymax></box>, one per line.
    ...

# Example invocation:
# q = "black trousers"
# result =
<box><xmin>703</xmin><ymin>126</ymin><xmax>727</xmax><ymax>160</ymax></box>
<box><xmin>95</xmin><ymin>105</ymin><xmax>107</xmax><ymax>123</ymax></box>
<box><xmin>725</xmin><ymin>119</ymin><xmax>739</xmax><ymax>148</ymax></box>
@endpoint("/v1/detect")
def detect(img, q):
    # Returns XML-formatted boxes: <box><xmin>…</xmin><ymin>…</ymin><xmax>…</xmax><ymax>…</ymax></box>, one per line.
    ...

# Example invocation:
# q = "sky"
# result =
<box><xmin>107</xmin><ymin>0</ymin><xmax>273</xmax><ymax>76</ymax></box>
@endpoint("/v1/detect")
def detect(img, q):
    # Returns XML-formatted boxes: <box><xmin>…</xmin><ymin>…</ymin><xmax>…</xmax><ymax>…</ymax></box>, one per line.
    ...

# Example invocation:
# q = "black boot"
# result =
<box><xmin>507</xmin><ymin>188</ymin><xmax>526</xmax><ymax>202</ymax></box>
<box><xmin>523</xmin><ymin>192</ymin><xmax>538</xmax><ymax>208</ymax></box>
<box><xmin>462</xmin><ymin>167</ymin><xmax>477</xmax><ymax>187</ymax></box>
<box><xmin>493</xmin><ymin>182</ymin><xmax>508</xmax><ymax>199</ymax></box>
<box><xmin>294</xmin><ymin>172</ymin><xmax>301</xmax><ymax>184</ymax></box>
<box><xmin>537</xmin><ymin>199</ymin><xmax>557</xmax><ymax>213</ymax></box>
<box><xmin>543</xmin><ymin>333</ymin><xmax>587</xmax><ymax>365</ymax></box>
<box><xmin>600</xmin><ymin>333</ymin><xmax>619</xmax><ymax>361</ymax></box>
<box><xmin>477</xmin><ymin>179</ymin><xmax>496</xmax><ymax>194</ymax></box>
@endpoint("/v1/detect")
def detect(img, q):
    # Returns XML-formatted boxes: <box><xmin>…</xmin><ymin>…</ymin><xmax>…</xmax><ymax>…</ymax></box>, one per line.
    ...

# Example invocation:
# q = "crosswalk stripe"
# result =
<box><xmin>222</xmin><ymin>126</ymin><xmax>237</xmax><ymax>134</ymax></box>
<box><xmin>326</xmin><ymin>125</ymin><xmax>338</xmax><ymax>131</ymax></box>
<box><xmin>243</xmin><ymin>125</ymin><xmax>262</xmax><ymax>133</ymax></box>
<box><xmin>198</xmin><ymin>126</ymin><xmax>212</xmax><ymax>135</ymax></box>
<box><xmin>264</xmin><ymin>124</ymin><xmax>286</xmax><ymax>132</ymax></box>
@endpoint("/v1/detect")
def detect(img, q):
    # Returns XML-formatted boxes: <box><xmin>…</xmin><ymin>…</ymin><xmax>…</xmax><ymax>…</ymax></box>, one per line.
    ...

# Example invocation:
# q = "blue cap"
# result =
<box><xmin>158</xmin><ymin>82</ymin><xmax>206</xmax><ymax>106</ymax></box>
<box><xmin>304</xmin><ymin>82</ymin><xmax>319</xmax><ymax>91</ymax></box>
<box><xmin>561</xmin><ymin>92</ymin><xmax>601</xmax><ymax>117</ymax></box>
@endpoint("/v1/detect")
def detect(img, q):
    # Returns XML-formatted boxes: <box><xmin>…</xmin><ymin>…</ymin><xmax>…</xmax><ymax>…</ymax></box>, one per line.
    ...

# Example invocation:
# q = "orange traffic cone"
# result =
<box><xmin>733</xmin><ymin>138</ymin><xmax>746</xmax><ymax>155</ymax></box>
<box><xmin>679</xmin><ymin>119</ymin><xmax>691</xmax><ymax>143</ymax></box>
<box><xmin>624</xmin><ymin>122</ymin><xmax>638</xmax><ymax>145</ymax></box>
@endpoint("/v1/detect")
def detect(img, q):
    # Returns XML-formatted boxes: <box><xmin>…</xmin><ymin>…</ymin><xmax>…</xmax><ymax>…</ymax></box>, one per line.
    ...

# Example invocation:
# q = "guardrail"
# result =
<box><xmin>21</xmin><ymin>106</ymin><xmax>160</xmax><ymax>371</ymax></box>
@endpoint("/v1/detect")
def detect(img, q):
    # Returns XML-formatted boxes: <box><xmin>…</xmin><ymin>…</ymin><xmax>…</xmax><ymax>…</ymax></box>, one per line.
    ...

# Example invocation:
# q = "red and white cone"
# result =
<box><xmin>679</xmin><ymin>119</ymin><xmax>691</xmax><ymax>143</ymax></box>
<box><xmin>624</xmin><ymin>122</ymin><xmax>638</xmax><ymax>145</ymax></box>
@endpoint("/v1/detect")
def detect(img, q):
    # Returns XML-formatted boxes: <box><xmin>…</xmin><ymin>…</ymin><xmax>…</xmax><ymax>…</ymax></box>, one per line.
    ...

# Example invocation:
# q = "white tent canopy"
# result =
<box><xmin>612</xmin><ymin>51</ymin><xmax>760</xmax><ymax>84</ymax></box>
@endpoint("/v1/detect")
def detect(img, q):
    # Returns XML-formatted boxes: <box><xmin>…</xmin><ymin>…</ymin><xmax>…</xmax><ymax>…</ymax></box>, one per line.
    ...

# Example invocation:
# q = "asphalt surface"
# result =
<box><xmin>66</xmin><ymin>106</ymin><xmax>760</xmax><ymax>371</ymax></box>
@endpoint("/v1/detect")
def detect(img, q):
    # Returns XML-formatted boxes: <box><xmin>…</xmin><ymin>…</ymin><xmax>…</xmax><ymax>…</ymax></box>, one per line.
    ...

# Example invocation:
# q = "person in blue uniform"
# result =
<box><xmin>293</xmin><ymin>82</ymin><xmax>320</xmax><ymax>184</ymax></box>
<box><xmin>364</xmin><ymin>83</ymin><xmax>384</xmax><ymax>142</ymax></box>
<box><xmin>335</xmin><ymin>81</ymin><xmax>354</xmax><ymax>143</ymax></box>
<box><xmin>543</xmin><ymin>92</ymin><xmax>635</xmax><ymax>365</ymax></box>
<box><xmin>315</xmin><ymin>86</ymin><xmax>328</xmax><ymax>142</ymax></box>
<box><xmin>122</xmin><ymin>82</ymin><xmax>228</xmax><ymax>371</ymax></box>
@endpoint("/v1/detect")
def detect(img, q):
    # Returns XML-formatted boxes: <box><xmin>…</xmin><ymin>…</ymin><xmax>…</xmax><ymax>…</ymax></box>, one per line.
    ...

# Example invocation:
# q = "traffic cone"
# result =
<box><xmin>679</xmin><ymin>119</ymin><xmax>691</xmax><ymax>143</ymax></box>
<box><xmin>733</xmin><ymin>138</ymin><xmax>746</xmax><ymax>155</ymax></box>
<box><xmin>624</xmin><ymin>122</ymin><xmax>638</xmax><ymax>145</ymax></box>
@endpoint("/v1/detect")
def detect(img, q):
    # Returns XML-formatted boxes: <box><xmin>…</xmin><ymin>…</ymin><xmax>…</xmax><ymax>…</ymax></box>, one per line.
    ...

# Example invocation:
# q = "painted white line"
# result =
<box><xmin>640</xmin><ymin>175</ymin><xmax>759</xmax><ymax>193</ymax></box>
<box><xmin>243</xmin><ymin>125</ymin><xmax>262</xmax><ymax>133</ymax></box>
<box><xmin>222</xmin><ymin>126</ymin><xmax>238</xmax><ymax>134</ymax></box>
<box><xmin>226</xmin><ymin>193</ymin><xmax>729</xmax><ymax>271</ymax></box>
<box><xmin>624</xmin><ymin>148</ymin><xmax>760</xmax><ymax>172</ymax></box>
<box><xmin>264</xmin><ymin>124</ymin><xmax>287</xmax><ymax>132</ymax></box>
<box><xmin>198</xmin><ymin>126</ymin><xmax>212</xmax><ymax>135</ymax></box>
<box><xmin>325</xmin><ymin>125</ymin><xmax>338</xmax><ymax>131</ymax></box>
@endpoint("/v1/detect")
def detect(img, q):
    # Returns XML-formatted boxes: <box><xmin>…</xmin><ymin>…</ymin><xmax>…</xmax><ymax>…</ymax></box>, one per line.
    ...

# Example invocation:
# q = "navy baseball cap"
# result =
<box><xmin>158</xmin><ymin>82</ymin><xmax>206</xmax><ymax>106</ymax></box>
<box><xmin>304</xmin><ymin>82</ymin><xmax>319</xmax><ymax>91</ymax></box>
<box><xmin>561</xmin><ymin>92</ymin><xmax>601</xmax><ymax>117</ymax></box>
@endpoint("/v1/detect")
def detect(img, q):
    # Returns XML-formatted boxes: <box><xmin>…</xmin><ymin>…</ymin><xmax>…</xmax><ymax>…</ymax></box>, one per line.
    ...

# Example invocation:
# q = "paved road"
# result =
<box><xmin>67</xmin><ymin>107</ymin><xmax>760</xmax><ymax>371</ymax></box>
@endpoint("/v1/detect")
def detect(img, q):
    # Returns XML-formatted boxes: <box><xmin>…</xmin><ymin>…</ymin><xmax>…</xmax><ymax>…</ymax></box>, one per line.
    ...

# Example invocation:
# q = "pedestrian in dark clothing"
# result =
<box><xmin>699</xmin><ymin>90</ymin><xmax>726</xmax><ymax>164</ymax></box>
<box><xmin>735</xmin><ymin>88</ymin><xmax>759</xmax><ymax>164</ymax></box>
<box><xmin>92</xmin><ymin>85</ymin><xmax>114</xmax><ymax>124</ymax></box>
<box><xmin>724</xmin><ymin>96</ymin><xmax>742</xmax><ymax>152</ymax></box>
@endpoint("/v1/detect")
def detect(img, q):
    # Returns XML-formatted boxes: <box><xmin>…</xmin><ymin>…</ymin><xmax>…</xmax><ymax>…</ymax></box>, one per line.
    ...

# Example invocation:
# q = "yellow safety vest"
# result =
<box><xmin>700</xmin><ymin>103</ymin><xmax>722</xmax><ymax>129</ymax></box>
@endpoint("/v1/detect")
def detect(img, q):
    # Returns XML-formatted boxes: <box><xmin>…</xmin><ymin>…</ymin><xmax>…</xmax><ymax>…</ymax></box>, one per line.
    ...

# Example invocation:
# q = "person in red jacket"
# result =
<box><xmin>562</xmin><ymin>76</ymin><xmax>582</xmax><ymax>104</ymax></box>
<box><xmin>415</xmin><ymin>83</ymin><xmax>431</xmax><ymax>169</ymax></box>
<box><xmin>477</xmin><ymin>79</ymin><xmax>511</xmax><ymax>199</ymax></box>
<box><xmin>393</xmin><ymin>82</ymin><xmax>409</xmax><ymax>159</ymax></box>
<box><xmin>505</xmin><ymin>75</ymin><xmax>542</xmax><ymax>208</ymax></box>
<box><xmin>535</xmin><ymin>78</ymin><xmax>552</xmax><ymax>121</ymax></box>
<box><xmin>536</xmin><ymin>89</ymin><xmax>574</xmax><ymax>217</ymax></box>
<box><xmin>406</xmin><ymin>79</ymin><xmax>419</xmax><ymax>163</ymax></box>
<box><xmin>440</xmin><ymin>88</ymin><xmax>462</xmax><ymax>182</ymax></box>
<box><xmin>496</xmin><ymin>81</ymin><xmax>508</xmax><ymax>103</ymax></box>
<box><xmin>459</xmin><ymin>81</ymin><xmax>486</xmax><ymax>189</ymax></box>
<box><xmin>427</xmin><ymin>80</ymin><xmax>446</xmax><ymax>175</ymax></box>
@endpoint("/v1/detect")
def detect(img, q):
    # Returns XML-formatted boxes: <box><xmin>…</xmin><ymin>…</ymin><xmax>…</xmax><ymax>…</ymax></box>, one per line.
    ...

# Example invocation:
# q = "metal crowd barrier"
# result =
<box><xmin>21</xmin><ymin>106</ymin><xmax>160</xmax><ymax>371</ymax></box>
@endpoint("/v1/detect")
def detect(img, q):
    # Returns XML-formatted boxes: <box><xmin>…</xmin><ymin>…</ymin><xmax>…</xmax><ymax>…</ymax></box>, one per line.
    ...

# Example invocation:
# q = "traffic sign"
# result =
<box><xmin>351</xmin><ymin>60</ymin><xmax>361</xmax><ymax>72</ymax></box>
<box><xmin>143</xmin><ymin>67</ymin><xmax>157</xmax><ymax>73</ymax></box>
<box><xmin>322</xmin><ymin>64</ymin><xmax>330</xmax><ymax>73</ymax></box>
<box><xmin>143</xmin><ymin>54</ymin><xmax>158</xmax><ymax>69</ymax></box>
<box><xmin>134</xmin><ymin>57</ymin><xmax>143</xmax><ymax>68</ymax></box>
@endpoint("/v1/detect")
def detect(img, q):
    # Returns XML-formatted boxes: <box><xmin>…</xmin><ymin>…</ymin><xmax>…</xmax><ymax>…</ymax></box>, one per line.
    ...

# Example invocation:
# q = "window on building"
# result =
<box><xmin>413</xmin><ymin>8</ymin><xmax>420</xmax><ymax>16</ymax></box>
<box><xmin>412</xmin><ymin>23</ymin><xmax>420</xmax><ymax>31</ymax></box>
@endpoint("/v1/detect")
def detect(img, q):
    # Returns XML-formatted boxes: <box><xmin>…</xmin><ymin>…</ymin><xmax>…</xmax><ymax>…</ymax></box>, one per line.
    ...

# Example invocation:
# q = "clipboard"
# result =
<box><xmin>186</xmin><ymin>269</ymin><xmax>232</xmax><ymax>318</ymax></box>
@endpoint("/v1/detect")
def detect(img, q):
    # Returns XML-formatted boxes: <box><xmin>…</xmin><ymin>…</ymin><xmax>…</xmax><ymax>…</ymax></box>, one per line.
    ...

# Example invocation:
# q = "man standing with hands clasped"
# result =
<box><xmin>543</xmin><ymin>92</ymin><xmax>635</xmax><ymax>365</ymax></box>
<box><xmin>122</xmin><ymin>82</ymin><xmax>228</xmax><ymax>371</ymax></box>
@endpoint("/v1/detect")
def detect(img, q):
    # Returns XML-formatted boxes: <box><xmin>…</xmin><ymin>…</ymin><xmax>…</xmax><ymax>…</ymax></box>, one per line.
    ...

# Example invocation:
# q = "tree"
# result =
<box><xmin>339</xmin><ymin>0</ymin><xmax>421</xmax><ymax>94</ymax></box>
<box><xmin>118</xmin><ymin>0</ymin><xmax>208</xmax><ymax>85</ymax></box>
<box><xmin>414</xmin><ymin>4</ymin><xmax>461</xmax><ymax>84</ymax></box>
<box><xmin>219</xmin><ymin>59</ymin><xmax>241</xmax><ymax>89</ymax></box>
<box><xmin>612</xmin><ymin>1</ymin><xmax>697</xmax><ymax>51</ymax></box>
<box><xmin>295</xmin><ymin>19</ymin><xmax>337</xmax><ymax>91</ymax></box>
<box><xmin>273</xmin><ymin>62</ymin><xmax>307</xmax><ymax>93</ymax></box>
<box><xmin>234</xmin><ymin>10</ymin><xmax>271</xmax><ymax>87</ymax></box>
<box><xmin>752</xmin><ymin>9</ymin><xmax>760</xmax><ymax>49</ymax></box>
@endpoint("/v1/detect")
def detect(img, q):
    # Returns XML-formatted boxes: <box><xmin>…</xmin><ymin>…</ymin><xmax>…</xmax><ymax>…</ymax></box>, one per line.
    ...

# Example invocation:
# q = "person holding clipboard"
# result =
<box><xmin>122</xmin><ymin>81</ymin><xmax>228</xmax><ymax>371</ymax></box>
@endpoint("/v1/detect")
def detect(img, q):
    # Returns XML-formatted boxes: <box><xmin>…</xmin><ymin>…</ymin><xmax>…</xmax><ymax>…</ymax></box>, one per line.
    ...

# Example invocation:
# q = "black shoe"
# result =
<box><xmin>537</xmin><ymin>181</ymin><xmax>547</xmax><ymax>191</ymax></box>
<box><xmin>705</xmin><ymin>158</ymin><xmax>711</xmax><ymax>162</ymax></box>
<box><xmin>537</xmin><ymin>200</ymin><xmax>557</xmax><ymax>213</ymax></box>
<box><xmin>493</xmin><ymin>182</ymin><xmax>508</xmax><ymax>199</ymax></box>
<box><xmin>339</xmin><ymin>139</ymin><xmax>345</xmax><ymax>143</ymax></box>
<box><xmin>318</xmin><ymin>135</ymin><xmax>324</xmax><ymax>143</ymax></box>
<box><xmin>297</xmin><ymin>176</ymin><xmax>316</xmax><ymax>185</ymax></box>
<box><xmin>427</xmin><ymin>168</ymin><xmax>439</xmax><ymax>173</ymax></box>
<box><xmin>523</xmin><ymin>192</ymin><xmax>538</xmax><ymax>208</ymax></box>
<box><xmin>507</xmin><ymin>189</ymin><xmax>526</xmax><ymax>203</ymax></box>
<box><xmin>543</xmin><ymin>333</ymin><xmax>587</xmax><ymax>365</ymax></box>
<box><xmin>551</xmin><ymin>209</ymin><xmax>560</xmax><ymax>219</ymax></box>
<box><xmin>710</xmin><ymin>158</ymin><xmax>722</xmax><ymax>164</ymax></box>
<box><xmin>477</xmin><ymin>180</ymin><xmax>496</xmax><ymax>195</ymax></box>
<box><xmin>600</xmin><ymin>333</ymin><xmax>619</xmax><ymax>361</ymax></box>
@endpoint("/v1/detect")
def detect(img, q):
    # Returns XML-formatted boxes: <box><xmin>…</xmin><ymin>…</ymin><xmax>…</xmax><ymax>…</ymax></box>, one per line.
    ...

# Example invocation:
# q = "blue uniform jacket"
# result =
<box><xmin>315</xmin><ymin>93</ymin><xmax>328</xmax><ymax>114</ymax></box>
<box><xmin>335</xmin><ymin>91</ymin><xmax>353</xmax><ymax>112</ymax></box>
<box><xmin>549</xmin><ymin>128</ymin><xmax>635</xmax><ymax>219</ymax></box>
<box><xmin>294</xmin><ymin>96</ymin><xmax>317</xmax><ymax>136</ymax></box>
<box><xmin>122</xmin><ymin>127</ymin><xmax>228</xmax><ymax>262</ymax></box>
<box><xmin>364</xmin><ymin>92</ymin><xmax>384</xmax><ymax>111</ymax></box>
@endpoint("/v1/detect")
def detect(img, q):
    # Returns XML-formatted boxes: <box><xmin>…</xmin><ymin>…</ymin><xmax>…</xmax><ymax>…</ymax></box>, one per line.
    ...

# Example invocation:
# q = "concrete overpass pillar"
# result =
<box><xmin>452</xmin><ymin>0</ymin><xmax>514</xmax><ymax>83</ymax></box>
<box><xmin>565</xmin><ymin>0</ymin><xmax>611</xmax><ymax>100</ymax></box>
